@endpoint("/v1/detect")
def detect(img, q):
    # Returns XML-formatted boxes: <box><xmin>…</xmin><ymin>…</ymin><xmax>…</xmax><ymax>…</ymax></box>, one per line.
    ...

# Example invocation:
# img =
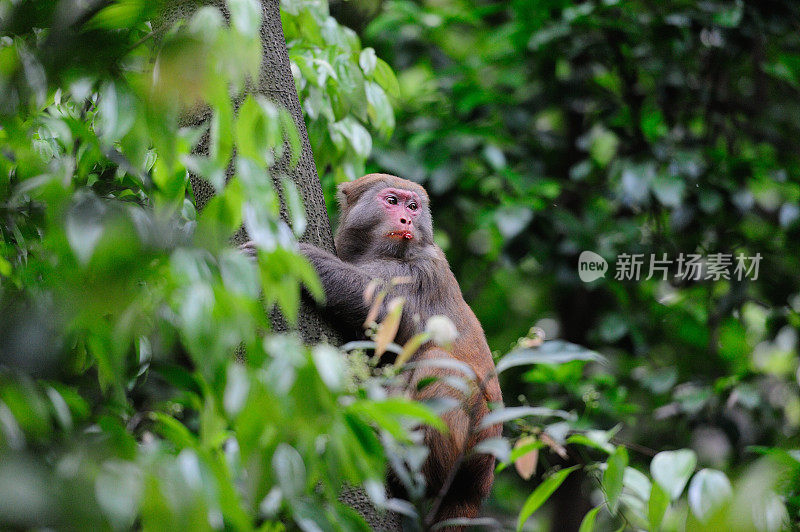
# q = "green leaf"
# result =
<box><xmin>96</xmin><ymin>82</ymin><xmax>135</xmax><ymax>143</ymax></box>
<box><xmin>348</xmin><ymin>402</ymin><xmax>405</xmax><ymax>441</ymax></box>
<box><xmin>370</xmin><ymin>397</ymin><xmax>446</xmax><ymax>432</ymax></box>
<box><xmin>184</xmin><ymin>155</ymin><xmax>227</xmax><ymax>192</ymax></box>
<box><xmin>281</xmin><ymin>178</ymin><xmax>307</xmax><ymax>237</ymax></box>
<box><xmin>566</xmin><ymin>429</ymin><xmax>615</xmax><ymax>454</ymax></box>
<box><xmin>200</xmin><ymin>398</ymin><xmax>228</xmax><ymax>448</ymax></box>
<box><xmin>273</xmin><ymin>275</ymin><xmax>301</xmax><ymax>325</ymax></box>
<box><xmin>150</xmin><ymin>412</ymin><xmax>197</xmax><ymax>449</ymax></box>
<box><xmin>206</xmin><ymin>449</ymin><xmax>252</xmax><ymax>530</ymax></box>
<box><xmin>331</xmin><ymin>501</ymin><xmax>372</xmax><ymax>532</ymax></box>
<box><xmin>86</xmin><ymin>0</ymin><xmax>152</xmax><ymax>30</ymax></box>
<box><xmin>365</xmin><ymin>82</ymin><xmax>395</xmax><ymax>139</ymax></box>
<box><xmin>432</xmin><ymin>517</ymin><xmax>500</xmax><ymax>530</ymax></box>
<box><xmin>687</xmin><ymin>469</ymin><xmax>732</xmax><ymax>522</ymax></box>
<box><xmin>651</xmin><ymin>174</ymin><xmax>685</xmax><ymax>208</ymax></box>
<box><xmin>713</xmin><ymin>0</ymin><xmax>743</xmax><ymax>27</ymax></box>
<box><xmin>152</xmin><ymin>156</ymin><xmax>189</xmax><ymax>198</ymax></box>
<box><xmin>603</xmin><ymin>446</ymin><xmax>627</xmax><ymax>514</ymax></box>
<box><xmin>517</xmin><ymin>465</ymin><xmax>580</xmax><ymax>531</ymax></box>
<box><xmin>640</xmin><ymin>101</ymin><xmax>669</xmax><ymax>143</ymax></box>
<box><xmin>95</xmin><ymin>461</ymin><xmax>142</xmax><ymax>528</ymax></box>
<box><xmin>359</xmin><ymin>48</ymin><xmax>377</xmax><ymax>76</ymax></box>
<box><xmin>195</xmin><ymin>182</ymin><xmax>245</xmax><ymax>248</ymax></box>
<box><xmin>235</xmin><ymin>95</ymin><xmax>283</xmax><ymax>166</ymax></box>
<box><xmin>292</xmin><ymin>252</ymin><xmax>324</xmax><ymax>302</ymax></box>
<box><xmin>219</xmin><ymin>248</ymin><xmax>260</xmax><ymax>298</ymax></box>
<box><xmin>373</xmin><ymin>58</ymin><xmax>400</xmax><ymax>98</ymax></box>
<box><xmin>348</xmin><ymin>397</ymin><xmax>445</xmax><ymax>442</ymax></box>
<box><xmin>335</xmin><ymin>55</ymin><xmax>368</xmax><ymax>121</ymax></box>
<box><xmin>495</xmin><ymin>341</ymin><xmax>605</xmax><ymax>374</ymax></box>
<box><xmin>44</xmin><ymin>386</ymin><xmax>72</xmax><ymax>431</ymax></box>
<box><xmin>480</xmin><ymin>405</ymin><xmax>576</xmax><ymax>429</ymax></box>
<box><xmin>473</xmin><ymin>437</ymin><xmax>511</xmax><ymax>462</ymax></box>
<box><xmin>229</xmin><ymin>0</ymin><xmax>262</xmax><ymax>37</ymax></box>
<box><xmin>150</xmin><ymin>362</ymin><xmax>203</xmax><ymax>396</ymax></box>
<box><xmin>589</xmin><ymin>126</ymin><xmax>619</xmax><ymax>167</ymax></box>
<box><xmin>223</xmin><ymin>363</ymin><xmax>250</xmax><ymax>417</ymax></box>
<box><xmin>344</xmin><ymin>413</ymin><xmax>383</xmax><ymax>458</ymax></box>
<box><xmin>0</xmin><ymin>255</ymin><xmax>11</xmax><ymax>277</ymax></box>
<box><xmin>47</xmin><ymin>383</ymin><xmax>90</xmax><ymax>422</ymax></box>
<box><xmin>331</xmin><ymin>117</ymin><xmax>372</xmax><ymax>158</ymax></box>
<box><xmin>188</xmin><ymin>6</ymin><xmax>224</xmax><ymax>37</ymax></box>
<box><xmin>272</xmin><ymin>444</ymin><xmax>306</xmax><ymax>499</ymax></box>
<box><xmin>65</xmin><ymin>192</ymin><xmax>106</xmax><ymax>265</ymax></box>
<box><xmin>648</xmin><ymin>480</ymin><xmax>669</xmax><ymax>530</ymax></box>
<box><xmin>623</xmin><ymin>466</ymin><xmax>652</xmax><ymax>502</ymax></box>
<box><xmin>651</xmin><ymin>449</ymin><xmax>697</xmax><ymax>500</ymax></box>
<box><xmin>293</xmin><ymin>499</ymin><xmax>329</xmax><ymax>531</ymax></box>
<box><xmin>279</xmin><ymin>109</ymin><xmax>302</xmax><ymax>167</ymax></box>
<box><xmin>209</xmin><ymin>95</ymin><xmax>234</xmax><ymax>169</ymax></box>
<box><xmin>578</xmin><ymin>506</ymin><xmax>601</xmax><ymax>532</ymax></box>
<box><xmin>312</xmin><ymin>344</ymin><xmax>346</xmax><ymax>392</ymax></box>
<box><xmin>97</xmin><ymin>416</ymin><xmax>137</xmax><ymax>459</ymax></box>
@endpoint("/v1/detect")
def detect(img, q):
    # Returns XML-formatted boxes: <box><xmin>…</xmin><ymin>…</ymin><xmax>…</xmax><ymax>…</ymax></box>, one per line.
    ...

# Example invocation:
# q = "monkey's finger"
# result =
<box><xmin>239</xmin><ymin>240</ymin><xmax>257</xmax><ymax>258</ymax></box>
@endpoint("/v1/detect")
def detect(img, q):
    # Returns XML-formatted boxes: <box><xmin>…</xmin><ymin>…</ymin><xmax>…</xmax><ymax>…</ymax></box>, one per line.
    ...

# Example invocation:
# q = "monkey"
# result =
<box><xmin>296</xmin><ymin>173</ymin><xmax>503</xmax><ymax>528</ymax></box>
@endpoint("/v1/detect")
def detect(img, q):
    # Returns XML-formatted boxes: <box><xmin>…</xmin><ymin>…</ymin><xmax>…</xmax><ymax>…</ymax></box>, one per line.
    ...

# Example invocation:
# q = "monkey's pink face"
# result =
<box><xmin>377</xmin><ymin>187</ymin><xmax>421</xmax><ymax>240</ymax></box>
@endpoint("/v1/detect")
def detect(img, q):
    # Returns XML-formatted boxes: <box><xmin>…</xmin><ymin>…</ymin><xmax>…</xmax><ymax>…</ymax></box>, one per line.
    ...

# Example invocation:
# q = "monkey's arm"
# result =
<box><xmin>297</xmin><ymin>243</ymin><xmax>372</xmax><ymax>329</ymax></box>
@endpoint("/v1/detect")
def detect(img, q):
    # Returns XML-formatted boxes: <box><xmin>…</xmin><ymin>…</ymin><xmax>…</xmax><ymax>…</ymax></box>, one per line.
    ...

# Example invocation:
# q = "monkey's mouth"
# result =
<box><xmin>386</xmin><ymin>230</ymin><xmax>414</xmax><ymax>240</ymax></box>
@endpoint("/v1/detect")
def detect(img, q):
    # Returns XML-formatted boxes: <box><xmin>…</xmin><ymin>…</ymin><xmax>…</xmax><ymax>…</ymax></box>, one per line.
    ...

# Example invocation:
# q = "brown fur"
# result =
<box><xmin>299</xmin><ymin>174</ymin><xmax>502</xmax><ymax>529</ymax></box>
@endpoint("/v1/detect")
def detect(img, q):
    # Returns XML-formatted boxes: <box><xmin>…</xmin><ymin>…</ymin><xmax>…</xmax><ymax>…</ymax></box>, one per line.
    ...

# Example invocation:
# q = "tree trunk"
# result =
<box><xmin>160</xmin><ymin>2</ymin><xmax>400</xmax><ymax>528</ymax></box>
<box><xmin>162</xmin><ymin>0</ymin><xmax>340</xmax><ymax>344</ymax></box>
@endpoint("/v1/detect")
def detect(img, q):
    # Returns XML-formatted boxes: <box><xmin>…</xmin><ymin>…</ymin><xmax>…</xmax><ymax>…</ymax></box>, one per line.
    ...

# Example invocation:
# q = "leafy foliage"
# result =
<box><xmin>363</xmin><ymin>0</ymin><xmax>800</xmax><ymax>529</ymax></box>
<box><xmin>0</xmin><ymin>0</ymin><xmax>426</xmax><ymax>529</ymax></box>
<box><xmin>281</xmin><ymin>0</ymin><xmax>399</xmax><ymax>205</ymax></box>
<box><xmin>2</xmin><ymin>0</ymin><xmax>800</xmax><ymax>530</ymax></box>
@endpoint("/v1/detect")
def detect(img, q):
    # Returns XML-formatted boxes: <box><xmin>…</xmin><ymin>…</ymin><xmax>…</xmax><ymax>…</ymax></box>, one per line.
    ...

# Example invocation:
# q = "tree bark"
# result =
<box><xmin>161</xmin><ymin>0</ymin><xmax>340</xmax><ymax>344</ymax></box>
<box><xmin>159</xmin><ymin>2</ymin><xmax>400</xmax><ymax>529</ymax></box>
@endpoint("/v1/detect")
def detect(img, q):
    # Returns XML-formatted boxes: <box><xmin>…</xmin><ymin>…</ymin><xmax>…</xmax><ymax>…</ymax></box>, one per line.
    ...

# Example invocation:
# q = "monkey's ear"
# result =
<box><xmin>337</xmin><ymin>174</ymin><xmax>384</xmax><ymax>210</ymax></box>
<box><xmin>336</xmin><ymin>180</ymin><xmax>360</xmax><ymax>210</ymax></box>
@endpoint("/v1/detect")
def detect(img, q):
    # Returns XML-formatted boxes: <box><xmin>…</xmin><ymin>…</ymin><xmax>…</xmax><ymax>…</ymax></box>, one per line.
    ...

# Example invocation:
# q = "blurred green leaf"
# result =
<box><xmin>229</xmin><ymin>0</ymin><xmax>262</xmax><ymax>37</ymax></box>
<box><xmin>517</xmin><ymin>465</ymin><xmax>580</xmax><ymax>531</ymax></box>
<box><xmin>651</xmin><ymin>450</ymin><xmax>697</xmax><ymax>500</ymax></box>
<box><xmin>373</xmin><ymin>58</ymin><xmax>400</xmax><ymax>98</ymax></box>
<box><xmin>648</xmin><ymin>481</ymin><xmax>669</xmax><ymax>530</ymax></box>
<box><xmin>496</xmin><ymin>342</ymin><xmax>605</xmax><ymax>374</ymax></box>
<box><xmin>603</xmin><ymin>446</ymin><xmax>627</xmax><ymax>514</ymax></box>
<box><xmin>272</xmin><ymin>444</ymin><xmax>306</xmax><ymax>499</ymax></box>
<box><xmin>578</xmin><ymin>506</ymin><xmax>601</xmax><ymax>532</ymax></box>
<box><xmin>480</xmin><ymin>405</ymin><xmax>575</xmax><ymax>428</ymax></box>
<box><xmin>687</xmin><ymin>469</ymin><xmax>732</xmax><ymax>522</ymax></box>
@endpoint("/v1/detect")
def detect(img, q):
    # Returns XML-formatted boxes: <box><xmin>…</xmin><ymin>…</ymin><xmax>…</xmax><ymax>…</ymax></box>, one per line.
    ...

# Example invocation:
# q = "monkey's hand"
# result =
<box><xmin>239</xmin><ymin>240</ymin><xmax>258</xmax><ymax>259</ymax></box>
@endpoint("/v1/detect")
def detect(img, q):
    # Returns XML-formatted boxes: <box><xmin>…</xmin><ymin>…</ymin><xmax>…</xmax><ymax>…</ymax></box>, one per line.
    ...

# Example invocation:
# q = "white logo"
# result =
<box><xmin>578</xmin><ymin>251</ymin><xmax>608</xmax><ymax>282</ymax></box>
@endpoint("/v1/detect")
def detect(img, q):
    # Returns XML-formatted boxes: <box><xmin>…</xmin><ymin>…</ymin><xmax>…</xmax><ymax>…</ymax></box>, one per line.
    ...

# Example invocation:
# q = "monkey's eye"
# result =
<box><xmin>408</xmin><ymin>202</ymin><xmax>418</xmax><ymax>211</ymax></box>
<box><xmin>386</xmin><ymin>196</ymin><xmax>398</xmax><ymax>205</ymax></box>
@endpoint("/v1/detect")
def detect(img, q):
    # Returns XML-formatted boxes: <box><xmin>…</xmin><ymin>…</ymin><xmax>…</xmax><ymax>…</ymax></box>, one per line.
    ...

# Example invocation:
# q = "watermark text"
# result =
<box><xmin>578</xmin><ymin>252</ymin><xmax>762</xmax><ymax>282</ymax></box>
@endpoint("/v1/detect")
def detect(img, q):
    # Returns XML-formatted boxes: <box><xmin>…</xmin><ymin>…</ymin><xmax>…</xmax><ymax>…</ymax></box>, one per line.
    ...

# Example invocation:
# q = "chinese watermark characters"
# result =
<box><xmin>578</xmin><ymin>252</ymin><xmax>762</xmax><ymax>282</ymax></box>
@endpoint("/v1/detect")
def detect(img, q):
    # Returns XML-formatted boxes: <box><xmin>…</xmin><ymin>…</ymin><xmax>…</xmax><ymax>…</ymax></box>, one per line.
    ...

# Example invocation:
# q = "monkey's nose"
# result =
<box><xmin>400</xmin><ymin>218</ymin><xmax>411</xmax><ymax>225</ymax></box>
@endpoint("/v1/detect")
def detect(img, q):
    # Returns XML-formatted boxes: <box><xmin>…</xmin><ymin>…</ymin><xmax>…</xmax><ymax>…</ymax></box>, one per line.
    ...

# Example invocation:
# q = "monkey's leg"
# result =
<box><xmin>432</xmin><ymin>450</ymin><xmax>495</xmax><ymax>530</ymax></box>
<box><xmin>407</xmin><ymin>349</ymin><xmax>496</xmax><ymax>529</ymax></box>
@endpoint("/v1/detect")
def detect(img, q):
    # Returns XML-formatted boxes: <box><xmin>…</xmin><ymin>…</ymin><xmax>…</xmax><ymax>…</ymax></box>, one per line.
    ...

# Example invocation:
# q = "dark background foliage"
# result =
<box><xmin>355</xmin><ymin>0</ymin><xmax>800</xmax><ymax>525</ymax></box>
